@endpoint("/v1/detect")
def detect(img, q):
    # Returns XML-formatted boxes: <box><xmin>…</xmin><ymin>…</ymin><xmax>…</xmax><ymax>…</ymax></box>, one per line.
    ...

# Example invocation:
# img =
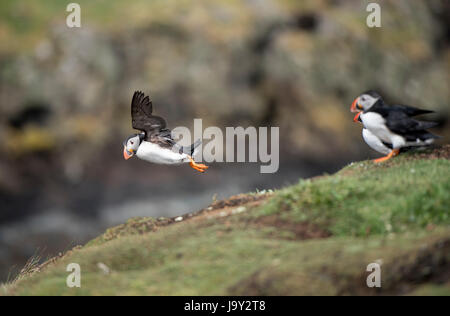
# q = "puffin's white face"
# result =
<box><xmin>351</xmin><ymin>93</ymin><xmax>380</xmax><ymax>112</ymax></box>
<box><xmin>123</xmin><ymin>134</ymin><xmax>141</xmax><ymax>160</ymax></box>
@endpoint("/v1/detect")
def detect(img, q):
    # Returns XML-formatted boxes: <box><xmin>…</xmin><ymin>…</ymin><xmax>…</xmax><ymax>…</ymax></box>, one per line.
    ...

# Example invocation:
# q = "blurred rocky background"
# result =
<box><xmin>0</xmin><ymin>0</ymin><xmax>448</xmax><ymax>281</ymax></box>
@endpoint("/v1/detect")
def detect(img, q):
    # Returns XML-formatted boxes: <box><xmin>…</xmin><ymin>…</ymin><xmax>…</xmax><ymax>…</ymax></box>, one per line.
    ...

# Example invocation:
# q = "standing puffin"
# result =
<box><xmin>123</xmin><ymin>91</ymin><xmax>209</xmax><ymax>173</ymax></box>
<box><xmin>350</xmin><ymin>91</ymin><xmax>438</xmax><ymax>163</ymax></box>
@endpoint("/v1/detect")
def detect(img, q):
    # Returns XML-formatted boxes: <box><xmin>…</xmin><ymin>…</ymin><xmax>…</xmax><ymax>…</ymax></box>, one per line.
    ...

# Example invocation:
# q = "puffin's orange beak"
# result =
<box><xmin>353</xmin><ymin>112</ymin><xmax>362</xmax><ymax>123</ymax></box>
<box><xmin>350</xmin><ymin>97</ymin><xmax>360</xmax><ymax>113</ymax></box>
<box><xmin>123</xmin><ymin>147</ymin><xmax>133</xmax><ymax>160</ymax></box>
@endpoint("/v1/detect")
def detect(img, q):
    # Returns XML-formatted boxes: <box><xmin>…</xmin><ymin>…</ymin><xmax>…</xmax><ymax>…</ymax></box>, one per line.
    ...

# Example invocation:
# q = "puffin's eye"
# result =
<box><xmin>130</xmin><ymin>141</ymin><xmax>134</xmax><ymax>145</ymax></box>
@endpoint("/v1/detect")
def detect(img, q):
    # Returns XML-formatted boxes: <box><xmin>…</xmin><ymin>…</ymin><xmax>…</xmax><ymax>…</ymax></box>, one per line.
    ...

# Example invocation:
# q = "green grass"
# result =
<box><xmin>258</xmin><ymin>155</ymin><xmax>450</xmax><ymax>237</ymax></box>
<box><xmin>3</xmin><ymin>153</ymin><xmax>449</xmax><ymax>296</ymax></box>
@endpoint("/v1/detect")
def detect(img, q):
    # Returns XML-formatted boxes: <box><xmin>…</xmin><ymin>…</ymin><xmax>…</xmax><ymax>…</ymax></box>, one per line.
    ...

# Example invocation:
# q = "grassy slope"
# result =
<box><xmin>2</xmin><ymin>148</ymin><xmax>450</xmax><ymax>296</ymax></box>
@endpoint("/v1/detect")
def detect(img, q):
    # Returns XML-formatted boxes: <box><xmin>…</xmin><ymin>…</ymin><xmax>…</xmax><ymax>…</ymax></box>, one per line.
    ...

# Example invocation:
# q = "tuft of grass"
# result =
<box><xmin>1</xmin><ymin>252</ymin><xmax>43</xmax><ymax>295</ymax></box>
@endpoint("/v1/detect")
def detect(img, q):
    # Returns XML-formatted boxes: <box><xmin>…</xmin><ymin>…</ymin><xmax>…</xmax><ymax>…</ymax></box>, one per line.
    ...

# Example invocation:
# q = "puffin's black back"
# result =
<box><xmin>364</xmin><ymin>94</ymin><xmax>439</xmax><ymax>142</ymax></box>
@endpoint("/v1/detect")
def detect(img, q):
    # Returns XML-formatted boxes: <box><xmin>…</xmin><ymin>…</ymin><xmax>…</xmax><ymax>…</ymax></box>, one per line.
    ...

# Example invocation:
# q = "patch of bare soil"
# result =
<box><xmin>178</xmin><ymin>193</ymin><xmax>271</xmax><ymax>223</ymax></box>
<box><xmin>249</xmin><ymin>215</ymin><xmax>331</xmax><ymax>240</ymax></box>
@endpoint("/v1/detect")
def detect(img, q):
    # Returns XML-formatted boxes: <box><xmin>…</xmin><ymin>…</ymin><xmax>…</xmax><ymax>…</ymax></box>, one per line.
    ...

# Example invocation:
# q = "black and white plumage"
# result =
<box><xmin>361</xmin><ymin>127</ymin><xmax>392</xmax><ymax>156</ymax></box>
<box><xmin>351</xmin><ymin>91</ymin><xmax>439</xmax><ymax>162</ymax></box>
<box><xmin>355</xmin><ymin>114</ymin><xmax>412</xmax><ymax>156</ymax></box>
<box><xmin>123</xmin><ymin>91</ymin><xmax>208</xmax><ymax>172</ymax></box>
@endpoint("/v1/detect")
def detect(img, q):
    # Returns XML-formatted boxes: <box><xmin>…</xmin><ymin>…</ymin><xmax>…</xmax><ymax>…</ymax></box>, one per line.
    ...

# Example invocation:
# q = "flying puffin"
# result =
<box><xmin>123</xmin><ymin>91</ymin><xmax>209</xmax><ymax>172</ymax></box>
<box><xmin>350</xmin><ymin>91</ymin><xmax>438</xmax><ymax>163</ymax></box>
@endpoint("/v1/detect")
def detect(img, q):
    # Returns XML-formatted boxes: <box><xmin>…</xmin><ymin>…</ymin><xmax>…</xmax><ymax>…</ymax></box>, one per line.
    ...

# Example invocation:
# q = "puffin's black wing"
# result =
<box><xmin>131</xmin><ymin>91</ymin><xmax>168</xmax><ymax>141</ymax></box>
<box><xmin>386</xmin><ymin>111</ymin><xmax>439</xmax><ymax>141</ymax></box>
<box><xmin>390</xmin><ymin>104</ymin><xmax>434</xmax><ymax>117</ymax></box>
<box><xmin>130</xmin><ymin>91</ymin><xmax>201</xmax><ymax>151</ymax></box>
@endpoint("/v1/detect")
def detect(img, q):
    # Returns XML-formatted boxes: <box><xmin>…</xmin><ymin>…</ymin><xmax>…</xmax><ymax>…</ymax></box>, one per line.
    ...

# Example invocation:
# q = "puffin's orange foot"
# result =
<box><xmin>374</xmin><ymin>149</ymin><xmax>400</xmax><ymax>163</ymax></box>
<box><xmin>374</xmin><ymin>156</ymin><xmax>391</xmax><ymax>163</ymax></box>
<box><xmin>189</xmin><ymin>158</ymin><xmax>209</xmax><ymax>173</ymax></box>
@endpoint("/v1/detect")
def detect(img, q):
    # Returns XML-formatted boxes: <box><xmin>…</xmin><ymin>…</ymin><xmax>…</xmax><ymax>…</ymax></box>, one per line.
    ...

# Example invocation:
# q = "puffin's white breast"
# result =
<box><xmin>136</xmin><ymin>141</ymin><xmax>189</xmax><ymax>165</ymax></box>
<box><xmin>362</xmin><ymin>128</ymin><xmax>391</xmax><ymax>155</ymax></box>
<box><xmin>360</xmin><ymin>112</ymin><xmax>406</xmax><ymax>148</ymax></box>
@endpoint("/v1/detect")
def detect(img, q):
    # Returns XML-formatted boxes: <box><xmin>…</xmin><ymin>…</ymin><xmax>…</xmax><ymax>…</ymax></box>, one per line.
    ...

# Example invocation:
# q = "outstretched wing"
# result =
<box><xmin>131</xmin><ymin>91</ymin><xmax>168</xmax><ymax>141</ymax></box>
